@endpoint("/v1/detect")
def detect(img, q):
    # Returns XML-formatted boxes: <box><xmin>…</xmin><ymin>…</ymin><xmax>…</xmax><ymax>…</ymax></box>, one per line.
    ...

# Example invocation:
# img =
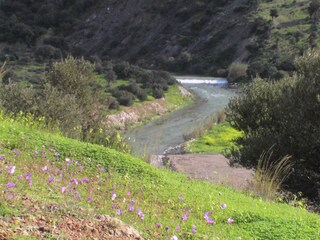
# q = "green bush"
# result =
<box><xmin>226</xmin><ymin>49</ymin><xmax>320</xmax><ymax>199</ymax></box>
<box><xmin>0</xmin><ymin>81</ymin><xmax>35</xmax><ymax>115</ymax></box>
<box><xmin>152</xmin><ymin>87</ymin><xmax>164</xmax><ymax>99</ymax></box>
<box><xmin>227</xmin><ymin>62</ymin><xmax>248</xmax><ymax>83</ymax></box>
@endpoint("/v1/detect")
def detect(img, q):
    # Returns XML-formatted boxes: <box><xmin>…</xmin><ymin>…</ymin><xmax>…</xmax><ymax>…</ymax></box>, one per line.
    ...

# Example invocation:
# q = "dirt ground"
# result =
<box><xmin>167</xmin><ymin>154</ymin><xmax>253</xmax><ymax>190</ymax></box>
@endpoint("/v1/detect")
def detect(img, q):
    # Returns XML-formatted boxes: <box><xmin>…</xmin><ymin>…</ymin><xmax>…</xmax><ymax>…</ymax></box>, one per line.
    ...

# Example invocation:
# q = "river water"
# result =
<box><xmin>125</xmin><ymin>77</ymin><xmax>236</xmax><ymax>156</ymax></box>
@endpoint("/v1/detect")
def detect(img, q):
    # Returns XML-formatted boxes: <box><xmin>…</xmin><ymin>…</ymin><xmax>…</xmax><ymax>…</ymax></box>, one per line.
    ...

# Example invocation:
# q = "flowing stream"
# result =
<box><xmin>125</xmin><ymin>76</ymin><xmax>236</xmax><ymax>156</ymax></box>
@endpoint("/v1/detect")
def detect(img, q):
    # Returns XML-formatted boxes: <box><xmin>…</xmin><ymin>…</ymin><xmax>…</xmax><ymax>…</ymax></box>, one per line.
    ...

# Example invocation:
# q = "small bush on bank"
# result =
<box><xmin>152</xmin><ymin>87</ymin><xmax>164</xmax><ymax>99</ymax></box>
<box><xmin>227</xmin><ymin>62</ymin><xmax>248</xmax><ymax>83</ymax></box>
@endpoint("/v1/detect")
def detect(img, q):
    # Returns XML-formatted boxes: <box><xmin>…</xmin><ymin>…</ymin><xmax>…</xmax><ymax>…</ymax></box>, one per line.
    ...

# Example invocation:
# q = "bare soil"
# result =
<box><xmin>168</xmin><ymin>154</ymin><xmax>253</xmax><ymax>190</ymax></box>
<box><xmin>0</xmin><ymin>197</ymin><xmax>144</xmax><ymax>240</ymax></box>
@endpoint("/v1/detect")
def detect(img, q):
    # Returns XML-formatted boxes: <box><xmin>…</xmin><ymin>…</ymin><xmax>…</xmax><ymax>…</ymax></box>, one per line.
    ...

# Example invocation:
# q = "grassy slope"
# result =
<box><xmin>186</xmin><ymin>122</ymin><xmax>242</xmax><ymax>154</ymax></box>
<box><xmin>256</xmin><ymin>0</ymin><xmax>312</xmax><ymax>62</ymax></box>
<box><xmin>0</xmin><ymin>115</ymin><xmax>319</xmax><ymax>239</ymax></box>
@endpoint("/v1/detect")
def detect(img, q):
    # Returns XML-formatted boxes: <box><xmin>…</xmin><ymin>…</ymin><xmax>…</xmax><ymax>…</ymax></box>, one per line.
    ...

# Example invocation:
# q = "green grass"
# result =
<box><xmin>186</xmin><ymin>122</ymin><xmax>242</xmax><ymax>154</ymax></box>
<box><xmin>0</xmin><ymin>114</ymin><xmax>319</xmax><ymax>239</ymax></box>
<box><xmin>165</xmin><ymin>84</ymin><xmax>194</xmax><ymax>110</ymax></box>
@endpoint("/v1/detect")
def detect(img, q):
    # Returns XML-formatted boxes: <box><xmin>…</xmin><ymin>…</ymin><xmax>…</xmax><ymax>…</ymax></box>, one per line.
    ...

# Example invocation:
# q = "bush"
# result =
<box><xmin>152</xmin><ymin>87</ymin><xmax>164</xmax><ymax>99</ymax></box>
<box><xmin>0</xmin><ymin>82</ymin><xmax>35</xmax><ymax>115</ymax></box>
<box><xmin>227</xmin><ymin>62</ymin><xmax>248</xmax><ymax>83</ymax></box>
<box><xmin>113</xmin><ymin>61</ymin><xmax>132</xmax><ymax>79</ymax></box>
<box><xmin>112</xmin><ymin>89</ymin><xmax>135</xmax><ymax>106</ymax></box>
<box><xmin>35</xmin><ymin>45</ymin><xmax>62</xmax><ymax>62</ymax></box>
<box><xmin>226</xmin><ymin>49</ymin><xmax>320</xmax><ymax>199</ymax></box>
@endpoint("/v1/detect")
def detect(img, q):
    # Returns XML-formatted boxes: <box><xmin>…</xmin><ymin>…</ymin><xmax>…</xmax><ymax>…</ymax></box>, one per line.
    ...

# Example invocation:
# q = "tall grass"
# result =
<box><xmin>250</xmin><ymin>149</ymin><xmax>293</xmax><ymax>200</ymax></box>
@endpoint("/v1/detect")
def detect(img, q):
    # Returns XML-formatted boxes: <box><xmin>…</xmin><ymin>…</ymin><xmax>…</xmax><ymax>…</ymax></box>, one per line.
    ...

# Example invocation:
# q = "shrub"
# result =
<box><xmin>47</xmin><ymin>56</ymin><xmax>95</xmax><ymax>99</ymax></box>
<box><xmin>226</xmin><ymin>49</ymin><xmax>320</xmax><ymax>199</ymax></box>
<box><xmin>227</xmin><ymin>62</ymin><xmax>248</xmax><ymax>83</ymax></box>
<box><xmin>35</xmin><ymin>45</ymin><xmax>62</xmax><ymax>62</ymax></box>
<box><xmin>112</xmin><ymin>89</ymin><xmax>135</xmax><ymax>106</ymax></box>
<box><xmin>113</xmin><ymin>61</ymin><xmax>132</xmax><ymax>79</ymax></box>
<box><xmin>0</xmin><ymin>81</ymin><xmax>35</xmax><ymax>115</ymax></box>
<box><xmin>38</xmin><ymin>83</ymin><xmax>83</xmax><ymax>135</ymax></box>
<box><xmin>152</xmin><ymin>87</ymin><xmax>164</xmax><ymax>99</ymax></box>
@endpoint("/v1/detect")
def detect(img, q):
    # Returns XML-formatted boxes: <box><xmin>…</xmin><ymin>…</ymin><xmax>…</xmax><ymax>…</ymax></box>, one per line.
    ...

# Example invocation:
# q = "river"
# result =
<box><xmin>125</xmin><ymin>76</ymin><xmax>236</xmax><ymax>156</ymax></box>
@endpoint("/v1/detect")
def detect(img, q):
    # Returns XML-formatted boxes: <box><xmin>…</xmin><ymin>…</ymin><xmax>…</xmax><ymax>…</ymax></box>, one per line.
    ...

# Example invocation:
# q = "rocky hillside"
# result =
<box><xmin>0</xmin><ymin>0</ymin><xmax>317</xmax><ymax>77</ymax></box>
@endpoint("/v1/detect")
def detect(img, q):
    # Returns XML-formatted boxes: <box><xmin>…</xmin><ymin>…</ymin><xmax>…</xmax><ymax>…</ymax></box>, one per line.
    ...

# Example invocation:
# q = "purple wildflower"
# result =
<box><xmin>192</xmin><ymin>225</ymin><xmax>197</xmax><ymax>234</ymax></box>
<box><xmin>221</xmin><ymin>203</ymin><xmax>227</xmax><ymax>210</ymax></box>
<box><xmin>7</xmin><ymin>182</ymin><xmax>16</xmax><ymax>188</ymax></box>
<box><xmin>136</xmin><ymin>209</ymin><xmax>142</xmax><ymax>216</ymax></box>
<box><xmin>7</xmin><ymin>166</ymin><xmax>16</xmax><ymax>175</ymax></box>
<box><xmin>71</xmin><ymin>178</ymin><xmax>79</xmax><ymax>185</ymax></box>
<box><xmin>9</xmin><ymin>193</ymin><xmax>13</xmax><ymax>199</ymax></box>
<box><xmin>42</xmin><ymin>166</ymin><xmax>48</xmax><ymax>172</ymax></box>
<box><xmin>182</xmin><ymin>214</ymin><xmax>188</xmax><ymax>221</ymax></box>
<box><xmin>111</xmin><ymin>205</ymin><xmax>115</xmax><ymax>210</ymax></box>
<box><xmin>128</xmin><ymin>205</ymin><xmax>134</xmax><ymax>212</ymax></box>
<box><xmin>61</xmin><ymin>187</ymin><xmax>66</xmax><ymax>193</ymax></box>
<box><xmin>156</xmin><ymin>223</ymin><xmax>162</xmax><ymax>228</ymax></box>
<box><xmin>165</xmin><ymin>226</ymin><xmax>170</xmax><ymax>231</ymax></box>
<box><xmin>127</xmin><ymin>191</ymin><xmax>131</xmax><ymax>196</ymax></box>
<box><xmin>140</xmin><ymin>214</ymin><xmax>145</xmax><ymax>220</ymax></box>
<box><xmin>13</xmin><ymin>149</ymin><xmax>20</xmax><ymax>156</ymax></box>
<box><xmin>206</xmin><ymin>217</ymin><xmax>215</xmax><ymax>224</ymax></box>
<box><xmin>81</xmin><ymin>178</ymin><xmax>89</xmax><ymax>184</ymax></box>
<box><xmin>111</xmin><ymin>193</ymin><xmax>116</xmax><ymax>201</ymax></box>
<box><xmin>171</xmin><ymin>236</ymin><xmax>178</xmax><ymax>240</ymax></box>
<box><xmin>17</xmin><ymin>175</ymin><xmax>22</xmax><ymax>181</ymax></box>
<box><xmin>26</xmin><ymin>172</ymin><xmax>32</xmax><ymax>181</ymax></box>
<box><xmin>0</xmin><ymin>155</ymin><xmax>4</xmax><ymax>160</ymax></box>
<box><xmin>55</xmin><ymin>152</ymin><xmax>60</xmax><ymax>157</ymax></box>
<box><xmin>88</xmin><ymin>197</ymin><xmax>93</xmax><ymax>202</ymax></box>
<box><xmin>176</xmin><ymin>225</ymin><xmax>181</xmax><ymax>230</ymax></box>
<box><xmin>34</xmin><ymin>151</ymin><xmax>39</xmax><ymax>155</ymax></box>
<box><xmin>116</xmin><ymin>209</ymin><xmax>122</xmax><ymax>215</ymax></box>
<box><xmin>48</xmin><ymin>177</ymin><xmax>54</xmax><ymax>183</ymax></box>
<box><xmin>65</xmin><ymin>158</ymin><xmax>70</xmax><ymax>165</ymax></box>
<box><xmin>228</xmin><ymin>218</ymin><xmax>234</xmax><ymax>224</ymax></box>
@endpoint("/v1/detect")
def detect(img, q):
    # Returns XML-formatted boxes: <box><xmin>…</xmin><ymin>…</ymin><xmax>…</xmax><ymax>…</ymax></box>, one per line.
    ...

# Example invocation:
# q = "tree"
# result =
<box><xmin>269</xmin><ymin>8</ymin><xmax>279</xmax><ymax>20</ymax></box>
<box><xmin>226</xmin><ymin>49</ymin><xmax>320</xmax><ymax>199</ymax></box>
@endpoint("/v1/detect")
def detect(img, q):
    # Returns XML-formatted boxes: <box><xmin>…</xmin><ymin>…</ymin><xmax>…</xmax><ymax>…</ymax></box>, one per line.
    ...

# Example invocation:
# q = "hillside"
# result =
<box><xmin>0</xmin><ymin>0</ymin><xmax>317</xmax><ymax>78</ymax></box>
<box><xmin>0</xmin><ymin>112</ymin><xmax>320</xmax><ymax>239</ymax></box>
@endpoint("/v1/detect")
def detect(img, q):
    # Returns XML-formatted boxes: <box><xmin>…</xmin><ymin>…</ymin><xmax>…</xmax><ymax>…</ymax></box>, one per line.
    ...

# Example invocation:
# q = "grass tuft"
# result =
<box><xmin>249</xmin><ymin>149</ymin><xmax>293</xmax><ymax>200</ymax></box>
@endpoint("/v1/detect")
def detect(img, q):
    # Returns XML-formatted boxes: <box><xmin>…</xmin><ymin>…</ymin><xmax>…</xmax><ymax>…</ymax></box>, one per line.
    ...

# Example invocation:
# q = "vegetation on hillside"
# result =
<box><xmin>227</xmin><ymin>48</ymin><xmax>320</xmax><ymax>200</ymax></box>
<box><xmin>0</xmin><ymin>0</ymin><xmax>316</xmax><ymax>78</ymax></box>
<box><xmin>0</xmin><ymin>57</ymin><xmax>178</xmax><ymax>151</ymax></box>
<box><xmin>0</xmin><ymin>112</ymin><xmax>319</xmax><ymax>239</ymax></box>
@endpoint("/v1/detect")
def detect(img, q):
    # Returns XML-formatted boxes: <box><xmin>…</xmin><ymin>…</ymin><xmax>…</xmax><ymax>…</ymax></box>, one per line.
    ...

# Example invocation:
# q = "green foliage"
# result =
<box><xmin>226</xmin><ymin>49</ymin><xmax>320</xmax><ymax>199</ymax></box>
<box><xmin>227</xmin><ymin>62</ymin><xmax>248</xmax><ymax>83</ymax></box>
<box><xmin>0</xmin><ymin>81</ymin><xmax>36</xmax><ymax>115</ymax></box>
<box><xmin>47</xmin><ymin>56</ymin><xmax>95</xmax><ymax>98</ymax></box>
<box><xmin>186</xmin><ymin>122</ymin><xmax>242</xmax><ymax>154</ymax></box>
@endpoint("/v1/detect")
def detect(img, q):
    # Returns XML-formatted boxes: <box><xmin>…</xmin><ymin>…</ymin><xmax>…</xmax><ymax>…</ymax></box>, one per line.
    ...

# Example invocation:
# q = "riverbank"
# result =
<box><xmin>105</xmin><ymin>84</ymin><xmax>194</xmax><ymax>130</ymax></box>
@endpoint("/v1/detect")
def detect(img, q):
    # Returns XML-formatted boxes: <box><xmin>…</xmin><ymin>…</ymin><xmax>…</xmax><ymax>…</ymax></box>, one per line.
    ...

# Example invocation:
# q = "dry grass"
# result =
<box><xmin>250</xmin><ymin>149</ymin><xmax>293</xmax><ymax>200</ymax></box>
